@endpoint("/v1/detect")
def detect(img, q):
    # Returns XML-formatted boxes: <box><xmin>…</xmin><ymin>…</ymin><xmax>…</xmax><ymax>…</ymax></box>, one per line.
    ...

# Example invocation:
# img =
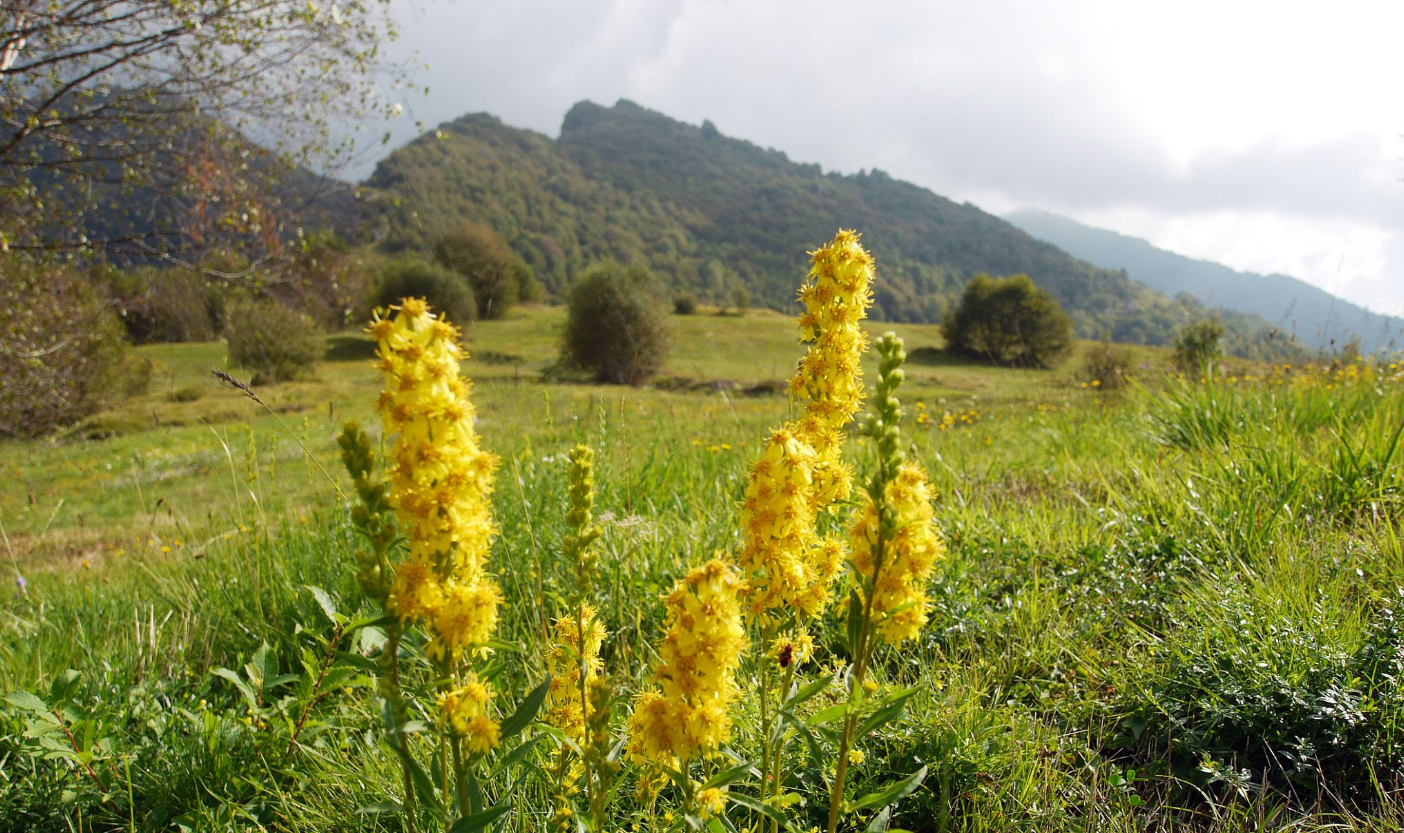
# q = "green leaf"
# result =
<box><xmin>857</xmin><ymin>701</ymin><xmax>907</xmax><ymax>735</ymax></box>
<box><xmin>701</xmin><ymin>761</ymin><xmax>755</xmax><ymax>790</ymax></box>
<box><xmin>808</xmin><ymin>701</ymin><xmax>851</xmax><ymax>727</ymax></box>
<box><xmin>447</xmin><ymin>802</ymin><xmax>510</xmax><ymax>833</ymax></box>
<box><xmin>5</xmin><ymin>690</ymin><xmax>53</xmax><ymax>717</ymax></box>
<box><xmin>498</xmin><ymin>676</ymin><xmax>550</xmax><ymax>741</ymax></box>
<box><xmin>850</xmin><ymin>765</ymin><xmax>928</xmax><ymax>813</ymax></box>
<box><xmin>304</xmin><ymin>585</ymin><xmax>344</xmax><ymax>626</ymax></box>
<box><xmin>784</xmin><ymin>674</ymin><xmax>831</xmax><ymax>708</ymax></box>
<box><xmin>213</xmin><ymin>668</ymin><xmax>258</xmax><ymax>711</ymax></box>
<box><xmin>356</xmin><ymin>800</ymin><xmax>400</xmax><ymax>815</ymax></box>
<box><xmin>491</xmin><ymin>735</ymin><xmax>544</xmax><ymax>776</ymax></box>
<box><xmin>865</xmin><ymin>807</ymin><xmax>891</xmax><ymax>833</ymax></box>
<box><xmin>725</xmin><ymin>792</ymin><xmax>788</xmax><ymax>827</ymax></box>
<box><xmin>249</xmin><ymin>642</ymin><xmax>277</xmax><ymax>690</ymax></box>
<box><xmin>847</xmin><ymin>588</ymin><xmax>864</xmax><ymax>657</ymax></box>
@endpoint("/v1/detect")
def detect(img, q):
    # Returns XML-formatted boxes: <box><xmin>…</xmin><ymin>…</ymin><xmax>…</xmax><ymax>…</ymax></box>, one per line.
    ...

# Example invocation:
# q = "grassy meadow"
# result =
<box><xmin>2</xmin><ymin>303</ymin><xmax>1403</xmax><ymax>832</ymax></box>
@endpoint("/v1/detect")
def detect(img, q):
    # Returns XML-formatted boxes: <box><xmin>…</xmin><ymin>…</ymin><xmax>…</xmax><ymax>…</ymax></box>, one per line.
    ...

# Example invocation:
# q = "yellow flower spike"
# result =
<box><xmin>546</xmin><ymin>604</ymin><xmax>607</xmax><ymax>741</ymax></box>
<box><xmin>850</xmin><ymin>462</ymin><xmax>945</xmax><ymax>645</ymax></box>
<box><xmin>371</xmin><ymin>299</ymin><xmax>501</xmax><ymax>663</ymax></box>
<box><xmin>628</xmin><ymin>558</ymin><xmax>747</xmax><ymax>767</ymax></box>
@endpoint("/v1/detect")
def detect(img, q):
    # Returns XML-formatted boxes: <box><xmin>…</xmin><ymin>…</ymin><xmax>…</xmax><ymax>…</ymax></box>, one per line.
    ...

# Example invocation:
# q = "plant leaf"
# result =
<box><xmin>498</xmin><ymin>676</ymin><xmax>550</xmax><ymax>741</ymax></box>
<box><xmin>850</xmin><ymin>765</ymin><xmax>928</xmax><ymax>813</ymax></box>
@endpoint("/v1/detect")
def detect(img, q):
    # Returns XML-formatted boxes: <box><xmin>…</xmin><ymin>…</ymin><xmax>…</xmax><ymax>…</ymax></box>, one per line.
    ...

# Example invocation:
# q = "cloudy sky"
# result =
<box><xmin>372</xmin><ymin>0</ymin><xmax>1404</xmax><ymax>316</ymax></box>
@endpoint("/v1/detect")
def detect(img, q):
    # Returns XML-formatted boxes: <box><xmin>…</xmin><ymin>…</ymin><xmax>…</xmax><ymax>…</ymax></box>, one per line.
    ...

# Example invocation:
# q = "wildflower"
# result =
<box><xmin>850</xmin><ymin>464</ymin><xmax>945</xmax><ymax>644</ymax></box>
<box><xmin>372</xmin><ymin>299</ymin><xmax>501</xmax><ymax>662</ymax></box>
<box><xmin>628</xmin><ymin>558</ymin><xmax>747</xmax><ymax>766</ymax></box>
<box><xmin>437</xmin><ymin>674</ymin><xmax>501</xmax><ymax>754</ymax></box>
<box><xmin>546</xmin><ymin>604</ymin><xmax>607</xmax><ymax>741</ymax></box>
<box><xmin>696</xmin><ymin>787</ymin><xmax>728</xmax><ymax>820</ymax></box>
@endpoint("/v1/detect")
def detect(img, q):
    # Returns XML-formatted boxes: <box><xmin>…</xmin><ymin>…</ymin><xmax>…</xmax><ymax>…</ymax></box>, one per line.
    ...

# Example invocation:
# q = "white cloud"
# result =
<box><xmin>370</xmin><ymin>0</ymin><xmax>1404</xmax><ymax>316</ymax></box>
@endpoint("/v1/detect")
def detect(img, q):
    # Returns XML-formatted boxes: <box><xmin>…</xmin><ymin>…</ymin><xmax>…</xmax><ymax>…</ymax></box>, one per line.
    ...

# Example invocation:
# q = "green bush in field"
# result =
<box><xmin>224</xmin><ymin>299</ymin><xmax>323</xmax><ymax>385</ymax></box>
<box><xmin>944</xmin><ymin>273</ymin><xmax>1073</xmax><ymax>368</ymax></box>
<box><xmin>99</xmin><ymin>265</ymin><xmax>219</xmax><ymax>344</ymax></box>
<box><xmin>432</xmin><ymin>221</ymin><xmax>541</xmax><ymax>320</ymax></box>
<box><xmin>673</xmin><ymin>292</ymin><xmax>699</xmax><ymax>315</ymax></box>
<box><xmin>562</xmin><ymin>260</ymin><xmax>669</xmax><ymax>385</ymax></box>
<box><xmin>1080</xmin><ymin>339</ymin><xmax>1133</xmax><ymax>391</ymax></box>
<box><xmin>0</xmin><ymin>257</ymin><xmax>149</xmax><ymax>437</ymax></box>
<box><xmin>371</xmin><ymin>257</ymin><xmax>476</xmax><ymax>327</ymax></box>
<box><xmin>1174</xmin><ymin>317</ymin><xmax>1225</xmax><ymax>374</ymax></box>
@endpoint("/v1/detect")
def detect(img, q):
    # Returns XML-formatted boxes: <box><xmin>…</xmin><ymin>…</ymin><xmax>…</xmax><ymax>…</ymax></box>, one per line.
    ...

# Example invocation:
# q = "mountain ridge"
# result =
<box><xmin>364</xmin><ymin>98</ymin><xmax>1282</xmax><ymax>351</ymax></box>
<box><xmin>1007</xmin><ymin>209</ymin><xmax>1402</xmax><ymax>354</ymax></box>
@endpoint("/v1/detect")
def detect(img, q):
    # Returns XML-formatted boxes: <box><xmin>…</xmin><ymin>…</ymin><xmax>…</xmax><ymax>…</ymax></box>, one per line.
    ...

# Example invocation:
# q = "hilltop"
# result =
<box><xmin>364</xmin><ymin>100</ymin><xmax>1266</xmax><ymax>345</ymax></box>
<box><xmin>1008</xmin><ymin>209</ymin><xmax>1403</xmax><ymax>354</ymax></box>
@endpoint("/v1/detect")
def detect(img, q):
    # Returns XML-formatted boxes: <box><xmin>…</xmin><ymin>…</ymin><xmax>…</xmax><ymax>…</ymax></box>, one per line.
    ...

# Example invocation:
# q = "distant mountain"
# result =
<box><xmin>363</xmin><ymin>99</ymin><xmax>1264</xmax><ymax>346</ymax></box>
<box><xmin>1006</xmin><ymin>209</ymin><xmax>1404</xmax><ymax>355</ymax></box>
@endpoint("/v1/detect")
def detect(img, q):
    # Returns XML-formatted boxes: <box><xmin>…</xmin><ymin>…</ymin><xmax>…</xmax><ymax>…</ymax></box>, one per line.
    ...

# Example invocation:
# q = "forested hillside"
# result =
<box><xmin>365</xmin><ymin>99</ymin><xmax>1268</xmax><ymax>344</ymax></box>
<box><xmin>1008</xmin><ymin>209</ymin><xmax>1404</xmax><ymax>354</ymax></box>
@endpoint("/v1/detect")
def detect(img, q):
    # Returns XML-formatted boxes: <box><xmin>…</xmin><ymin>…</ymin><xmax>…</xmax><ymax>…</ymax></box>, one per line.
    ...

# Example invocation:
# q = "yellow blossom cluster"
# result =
<box><xmin>437</xmin><ymin>674</ymin><xmax>501</xmax><ymax>754</ymax></box>
<box><xmin>628</xmin><ymin>559</ymin><xmax>748</xmax><ymax>767</ymax></box>
<box><xmin>371</xmin><ymin>298</ymin><xmax>503</xmax><ymax>751</ymax></box>
<box><xmin>850</xmin><ymin>463</ymin><xmax>945</xmax><ymax>644</ymax></box>
<box><xmin>546</xmin><ymin>604</ymin><xmax>607</xmax><ymax>741</ymax></box>
<box><xmin>737</xmin><ymin>231</ymin><xmax>874</xmax><ymax>622</ymax></box>
<box><xmin>791</xmin><ymin>229</ymin><xmax>875</xmax><ymax>505</ymax></box>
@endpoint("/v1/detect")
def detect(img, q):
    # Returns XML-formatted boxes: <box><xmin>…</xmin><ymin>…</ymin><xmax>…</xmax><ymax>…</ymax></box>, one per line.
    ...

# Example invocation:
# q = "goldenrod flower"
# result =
<box><xmin>850</xmin><ymin>464</ymin><xmax>944</xmax><ymax>644</ymax></box>
<box><xmin>437</xmin><ymin>674</ymin><xmax>501</xmax><ymax>754</ymax></box>
<box><xmin>792</xmin><ymin>230</ymin><xmax>875</xmax><ymax>505</ymax></box>
<box><xmin>372</xmin><ymin>299</ymin><xmax>501</xmax><ymax>662</ymax></box>
<box><xmin>695</xmin><ymin>787</ymin><xmax>728</xmax><ymax>821</ymax></box>
<box><xmin>628</xmin><ymin>558</ymin><xmax>747</xmax><ymax>766</ymax></box>
<box><xmin>546</xmin><ymin>604</ymin><xmax>607</xmax><ymax>741</ymax></box>
<box><xmin>738</xmin><ymin>427</ymin><xmax>821</xmax><ymax>615</ymax></box>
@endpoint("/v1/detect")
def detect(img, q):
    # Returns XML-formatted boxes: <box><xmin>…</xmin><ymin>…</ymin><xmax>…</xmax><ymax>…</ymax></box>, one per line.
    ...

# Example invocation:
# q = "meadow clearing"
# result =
<box><xmin>2</xmin><ymin>291</ymin><xmax>1402</xmax><ymax>832</ymax></box>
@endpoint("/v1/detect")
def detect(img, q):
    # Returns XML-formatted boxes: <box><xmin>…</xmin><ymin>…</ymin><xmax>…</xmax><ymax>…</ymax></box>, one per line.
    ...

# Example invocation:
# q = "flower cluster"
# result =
<box><xmin>737</xmin><ymin>231</ymin><xmax>874</xmax><ymax>623</ymax></box>
<box><xmin>628</xmin><ymin>558</ymin><xmax>748</xmax><ymax>766</ymax></box>
<box><xmin>546</xmin><ymin>604</ymin><xmax>607</xmax><ymax>741</ymax></box>
<box><xmin>792</xmin><ymin>229</ymin><xmax>875</xmax><ymax>505</ymax></box>
<box><xmin>371</xmin><ymin>298</ymin><xmax>502</xmax><ymax>751</ymax></box>
<box><xmin>437</xmin><ymin>674</ymin><xmax>501</xmax><ymax>754</ymax></box>
<box><xmin>850</xmin><ymin>463</ymin><xmax>944</xmax><ymax>644</ymax></box>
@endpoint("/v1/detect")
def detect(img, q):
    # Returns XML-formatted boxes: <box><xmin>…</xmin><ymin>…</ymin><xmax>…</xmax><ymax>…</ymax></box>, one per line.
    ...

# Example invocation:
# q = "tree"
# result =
<box><xmin>432</xmin><ymin>222</ymin><xmax>541</xmax><ymax>320</ymax></box>
<box><xmin>0</xmin><ymin>0</ymin><xmax>402</xmax><ymax>256</ymax></box>
<box><xmin>944</xmin><ymin>273</ymin><xmax>1074</xmax><ymax>368</ymax></box>
<box><xmin>562</xmin><ymin>261</ymin><xmax>668</xmax><ymax>385</ymax></box>
<box><xmin>372</xmin><ymin>257</ymin><xmax>476</xmax><ymax>328</ymax></box>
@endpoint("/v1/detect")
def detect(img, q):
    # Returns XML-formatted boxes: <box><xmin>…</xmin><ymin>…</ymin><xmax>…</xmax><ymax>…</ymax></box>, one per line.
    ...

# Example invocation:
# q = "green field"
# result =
<box><xmin>3</xmin><ymin>305</ymin><xmax>1402</xmax><ymax>832</ymax></box>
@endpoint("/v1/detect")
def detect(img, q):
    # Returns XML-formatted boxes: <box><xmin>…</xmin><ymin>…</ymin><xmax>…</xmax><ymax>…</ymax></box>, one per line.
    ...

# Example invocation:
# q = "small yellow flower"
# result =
<box><xmin>695</xmin><ymin>787</ymin><xmax>728</xmax><ymax>820</ymax></box>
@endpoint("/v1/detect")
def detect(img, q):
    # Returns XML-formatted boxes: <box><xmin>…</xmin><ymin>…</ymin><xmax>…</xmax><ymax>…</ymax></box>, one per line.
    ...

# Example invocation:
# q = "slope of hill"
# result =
<box><xmin>1007</xmin><ymin>209</ymin><xmax>1404</xmax><ymax>354</ymax></box>
<box><xmin>364</xmin><ymin>99</ymin><xmax>1261</xmax><ymax>345</ymax></box>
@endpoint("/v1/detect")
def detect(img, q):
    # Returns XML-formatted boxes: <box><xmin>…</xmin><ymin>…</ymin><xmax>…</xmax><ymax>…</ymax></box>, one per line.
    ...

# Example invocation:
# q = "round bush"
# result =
<box><xmin>371</xmin><ymin>257</ymin><xmax>475</xmax><ymax>327</ymax></box>
<box><xmin>674</xmin><ymin>293</ymin><xmax>699</xmax><ymax>315</ymax></box>
<box><xmin>563</xmin><ymin>261</ymin><xmax>669</xmax><ymax>386</ymax></box>
<box><xmin>0</xmin><ymin>257</ymin><xmax>149</xmax><ymax>436</ymax></box>
<box><xmin>944</xmin><ymin>273</ymin><xmax>1074</xmax><ymax>368</ymax></box>
<box><xmin>224</xmin><ymin>300</ymin><xmax>323</xmax><ymax>385</ymax></box>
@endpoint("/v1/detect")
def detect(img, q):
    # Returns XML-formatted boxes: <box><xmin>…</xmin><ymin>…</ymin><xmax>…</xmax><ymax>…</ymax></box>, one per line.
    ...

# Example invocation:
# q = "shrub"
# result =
<box><xmin>371</xmin><ymin>257</ymin><xmax>476</xmax><ymax>327</ymax></box>
<box><xmin>268</xmin><ymin>230</ymin><xmax>375</xmax><ymax>329</ymax></box>
<box><xmin>673</xmin><ymin>292</ymin><xmax>699</xmax><ymax>315</ymax></box>
<box><xmin>1174</xmin><ymin>317</ymin><xmax>1226</xmax><ymax>375</ymax></box>
<box><xmin>562</xmin><ymin>260</ymin><xmax>668</xmax><ymax>385</ymax></box>
<box><xmin>1080</xmin><ymin>339</ymin><xmax>1133</xmax><ymax>391</ymax></box>
<box><xmin>100</xmin><ymin>265</ymin><xmax>218</xmax><ymax>344</ymax></box>
<box><xmin>224</xmin><ymin>299</ymin><xmax>323</xmax><ymax>385</ymax></box>
<box><xmin>944</xmin><ymin>273</ymin><xmax>1074</xmax><ymax>368</ymax></box>
<box><xmin>432</xmin><ymin>221</ymin><xmax>541</xmax><ymax>320</ymax></box>
<box><xmin>0</xmin><ymin>257</ymin><xmax>150</xmax><ymax>437</ymax></box>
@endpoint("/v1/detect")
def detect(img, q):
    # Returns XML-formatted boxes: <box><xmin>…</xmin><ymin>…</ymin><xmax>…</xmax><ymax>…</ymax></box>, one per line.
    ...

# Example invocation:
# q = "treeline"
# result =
<box><xmin>361</xmin><ymin>99</ymin><xmax>1284</xmax><ymax>352</ymax></box>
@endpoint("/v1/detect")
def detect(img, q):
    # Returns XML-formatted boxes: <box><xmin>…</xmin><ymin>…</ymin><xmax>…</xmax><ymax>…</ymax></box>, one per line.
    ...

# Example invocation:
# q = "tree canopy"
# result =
<box><xmin>0</xmin><ymin>0</ymin><xmax>401</xmax><ymax>256</ymax></box>
<box><xmin>944</xmin><ymin>273</ymin><xmax>1075</xmax><ymax>368</ymax></box>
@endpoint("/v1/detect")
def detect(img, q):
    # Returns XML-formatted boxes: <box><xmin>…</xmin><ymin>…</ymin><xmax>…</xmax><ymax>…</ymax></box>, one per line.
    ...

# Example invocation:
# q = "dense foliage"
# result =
<box><xmin>224</xmin><ymin>299</ymin><xmax>324</xmax><ymax>385</ymax></box>
<box><xmin>371</xmin><ymin>257</ymin><xmax>477</xmax><ymax>328</ymax></box>
<box><xmin>0</xmin><ymin>257</ymin><xmax>149</xmax><ymax>436</ymax></box>
<box><xmin>431</xmin><ymin>221</ymin><xmax>541</xmax><ymax>320</ymax></box>
<box><xmin>365</xmin><ymin>100</ymin><xmax>1261</xmax><ymax>345</ymax></box>
<box><xmin>562</xmin><ymin>260</ymin><xmax>669</xmax><ymax>385</ymax></box>
<box><xmin>944</xmin><ymin>274</ymin><xmax>1074</xmax><ymax>368</ymax></box>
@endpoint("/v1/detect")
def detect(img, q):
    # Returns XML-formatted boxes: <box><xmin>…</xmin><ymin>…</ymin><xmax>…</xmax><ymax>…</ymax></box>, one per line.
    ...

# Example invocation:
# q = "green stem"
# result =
<box><xmin>385</xmin><ymin>627</ymin><xmax>417</xmax><ymax>833</ymax></box>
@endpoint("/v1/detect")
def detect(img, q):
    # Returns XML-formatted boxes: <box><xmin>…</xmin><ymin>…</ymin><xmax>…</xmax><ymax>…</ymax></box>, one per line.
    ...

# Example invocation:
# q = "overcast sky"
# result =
<box><xmin>371</xmin><ymin>0</ymin><xmax>1404</xmax><ymax>317</ymax></box>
